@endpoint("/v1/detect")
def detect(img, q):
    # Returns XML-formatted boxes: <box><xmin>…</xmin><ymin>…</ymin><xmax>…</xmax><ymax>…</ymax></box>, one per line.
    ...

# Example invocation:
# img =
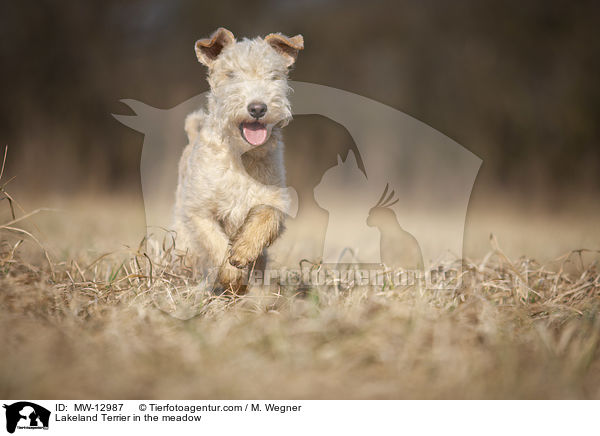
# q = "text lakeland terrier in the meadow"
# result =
<box><xmin>172</xmin><ymin>28</ymin><xmax>303</xmax><ymax>293</ymax></box>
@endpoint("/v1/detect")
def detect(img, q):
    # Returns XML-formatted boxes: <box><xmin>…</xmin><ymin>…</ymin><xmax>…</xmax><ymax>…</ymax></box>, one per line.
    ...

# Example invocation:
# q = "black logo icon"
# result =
<box><xmin>3</xmin><ymin>402</ymin><xmax>50</xmax><ymax>434</ymax></box>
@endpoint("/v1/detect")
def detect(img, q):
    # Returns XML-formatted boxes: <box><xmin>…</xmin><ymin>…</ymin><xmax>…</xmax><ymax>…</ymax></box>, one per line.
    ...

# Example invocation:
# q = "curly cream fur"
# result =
<box><xmin>172</xmin><ymin>29</ymin><xmax>303</xmax><ymax>293</ymax></box>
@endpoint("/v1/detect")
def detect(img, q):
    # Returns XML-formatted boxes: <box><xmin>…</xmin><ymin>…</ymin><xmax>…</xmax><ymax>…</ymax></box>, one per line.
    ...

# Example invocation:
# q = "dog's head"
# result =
<box><xmin>195</xmin><ymin>28</ymin><xmax>303</xmax><ymax>152</ymax></box>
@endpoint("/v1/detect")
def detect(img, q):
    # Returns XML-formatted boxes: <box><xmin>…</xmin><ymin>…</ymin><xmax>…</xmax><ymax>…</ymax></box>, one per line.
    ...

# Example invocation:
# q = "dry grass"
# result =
<box><xmin>1</xmin><ymin>153</ymin><xmax>600</xmax><ymax>399</ymax></box>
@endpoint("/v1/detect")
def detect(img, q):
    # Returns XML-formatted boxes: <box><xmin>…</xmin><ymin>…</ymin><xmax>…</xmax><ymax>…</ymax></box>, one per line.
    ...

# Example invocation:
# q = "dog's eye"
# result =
<box><xmin>269</xmin><ymin>72</ymin><xmax>281</xmax><ymax>81</ymax></box>
<box><xmin>225</xmin><ymin>71</ymin><xmax>236</xmax><ymax>79</ymax></box>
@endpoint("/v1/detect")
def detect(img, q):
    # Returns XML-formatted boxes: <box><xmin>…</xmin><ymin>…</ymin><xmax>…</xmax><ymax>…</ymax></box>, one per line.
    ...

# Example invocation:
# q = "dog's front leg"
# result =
<box><xmin>184</xmin><ymin>214</ymin><xmax>245</xmax><ymax>292</ymax></box>
<box><xmin>228</xmin><ymin>205</ymin><xmax>284</xmax><ymax>269</ymax></box>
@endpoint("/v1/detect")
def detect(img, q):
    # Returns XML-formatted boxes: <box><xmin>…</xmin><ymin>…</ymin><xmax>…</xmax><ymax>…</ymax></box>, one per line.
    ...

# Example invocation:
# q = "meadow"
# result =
<box><xmin>1</xmin><ymin>158</ymin><xmax>600</xmax><ymax>399</ymax></box>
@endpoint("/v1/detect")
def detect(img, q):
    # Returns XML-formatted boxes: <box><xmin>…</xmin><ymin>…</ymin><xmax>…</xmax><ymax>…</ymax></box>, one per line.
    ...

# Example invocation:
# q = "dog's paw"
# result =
<box><xmin>228</xmin><ymin>257</ymin><xmax>245</xmax><ymax>269</ymax></box>
<box><xmin>217</xmin><ymin>262</ymin><xmax>246</xmax><ymax>293</ymax></box>
<box><xmin>228</xmin><ymin>240</ymin><xmax>259</xmax><ymax>269</ymax></box>
<box><xmin>228</xmin><ymin>251</ymin><xmax>252</xmax><ymax>269</ymax></box>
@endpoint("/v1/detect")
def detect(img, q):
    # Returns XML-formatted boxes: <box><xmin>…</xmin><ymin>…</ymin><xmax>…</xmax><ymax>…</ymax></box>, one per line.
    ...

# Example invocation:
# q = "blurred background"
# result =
<box><xmin>1</xmin><ymin>0</ymin><xmax>599</xmax><ymax>259</ymax></box>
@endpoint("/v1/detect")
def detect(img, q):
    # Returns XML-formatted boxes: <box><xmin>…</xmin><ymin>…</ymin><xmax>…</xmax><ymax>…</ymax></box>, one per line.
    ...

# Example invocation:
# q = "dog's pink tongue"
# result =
<box><xmin>242</xmin><ymin>122</ymin><xmax>267</xmax><ymax>146</ymax></box>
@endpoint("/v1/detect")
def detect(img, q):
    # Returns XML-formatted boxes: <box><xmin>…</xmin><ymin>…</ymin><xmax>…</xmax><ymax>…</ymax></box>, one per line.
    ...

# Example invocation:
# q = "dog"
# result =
<box><xmin>172</xmin><ymin>28</ymin><xmax>303</xmax><ymax>293</ymax></box>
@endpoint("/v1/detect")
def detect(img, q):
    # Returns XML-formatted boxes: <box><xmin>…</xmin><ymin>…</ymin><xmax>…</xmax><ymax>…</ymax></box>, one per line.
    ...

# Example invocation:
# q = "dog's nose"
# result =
<box><xmin>247</xmin><ymin>102</ymin><xmax>267</xmax><ymax>119</ymax></box>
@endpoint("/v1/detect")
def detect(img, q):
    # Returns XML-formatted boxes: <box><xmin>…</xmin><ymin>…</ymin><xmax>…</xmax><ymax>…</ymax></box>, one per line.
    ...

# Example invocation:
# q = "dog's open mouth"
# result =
<box><xmin>240</xmin><ymin>122</ymin><xmax>268</xmax><ymax>146</ymax></box>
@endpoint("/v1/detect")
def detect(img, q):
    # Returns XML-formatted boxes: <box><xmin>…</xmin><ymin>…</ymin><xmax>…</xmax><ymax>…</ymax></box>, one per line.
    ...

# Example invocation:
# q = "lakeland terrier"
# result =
<box><xmin>172</xmin><ymin>28</ymin><xmax>303</xmax><ymax>293</ymax></box>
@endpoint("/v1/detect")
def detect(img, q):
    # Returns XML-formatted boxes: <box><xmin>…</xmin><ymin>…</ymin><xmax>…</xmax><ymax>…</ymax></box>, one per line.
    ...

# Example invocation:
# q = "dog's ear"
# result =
<box><xmin>265</xmin><ymin>33</ymin><xmax>304</xmax><ymax>67</ymax></box>
<box><xmin>195</xmin><ymin>28</ymin><xmax>235</xmax><ymax>66</ymax></box>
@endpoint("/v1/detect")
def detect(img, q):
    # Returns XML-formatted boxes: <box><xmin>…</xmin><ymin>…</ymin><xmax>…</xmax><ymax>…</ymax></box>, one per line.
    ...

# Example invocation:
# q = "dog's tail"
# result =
<box><xmin>184</xmin><ymin>109</ymin><xmax>206</xmax><ymax>143</ymax></box>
